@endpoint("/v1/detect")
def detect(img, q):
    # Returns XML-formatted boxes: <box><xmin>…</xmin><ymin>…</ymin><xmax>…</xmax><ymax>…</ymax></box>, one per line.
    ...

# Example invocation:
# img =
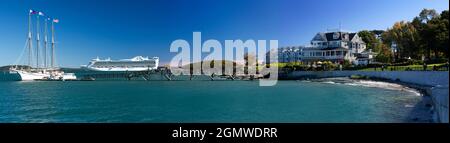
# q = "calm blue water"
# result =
<box><xmin>0</xmin><ymin>80</ymin><xmax>426</xmax><ymax>123</ymax></box>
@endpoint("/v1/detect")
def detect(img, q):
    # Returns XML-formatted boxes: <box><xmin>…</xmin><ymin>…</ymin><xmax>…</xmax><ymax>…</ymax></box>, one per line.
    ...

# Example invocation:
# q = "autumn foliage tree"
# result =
<box><xmin>383</xmin><ymin>9</ymin><xmax>449</xmax><ymax>62</ymax></box>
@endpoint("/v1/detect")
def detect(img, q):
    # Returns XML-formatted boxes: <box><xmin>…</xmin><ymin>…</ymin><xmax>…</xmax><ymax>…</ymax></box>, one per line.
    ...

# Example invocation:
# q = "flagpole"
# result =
<box><xmin>36</xmin><ymin>13</ymin><xmax>40</xmax><ymax>68</ymax></box>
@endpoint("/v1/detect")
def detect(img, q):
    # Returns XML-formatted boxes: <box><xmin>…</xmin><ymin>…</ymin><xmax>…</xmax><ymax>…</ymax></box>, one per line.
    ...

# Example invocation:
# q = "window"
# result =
<box><xmin>315</xmin><ymin>52</ymin><xmax>322</xmax><ymax>56</ymax></box>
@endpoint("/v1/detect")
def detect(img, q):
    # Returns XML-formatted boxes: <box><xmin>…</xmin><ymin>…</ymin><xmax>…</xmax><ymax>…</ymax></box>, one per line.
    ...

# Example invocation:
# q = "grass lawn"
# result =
<box><xmin>357</xmin><ymin>63</ymin><xmax>447</xmax><ymax>71</ymax></box>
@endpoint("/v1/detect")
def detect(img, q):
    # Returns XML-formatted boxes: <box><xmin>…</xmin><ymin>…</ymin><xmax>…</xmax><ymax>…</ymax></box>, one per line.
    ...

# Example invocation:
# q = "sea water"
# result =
<box><xmin>0</xmin><ymin>80</ymin><xmax>429</xmax><ymax>123</ymax></box>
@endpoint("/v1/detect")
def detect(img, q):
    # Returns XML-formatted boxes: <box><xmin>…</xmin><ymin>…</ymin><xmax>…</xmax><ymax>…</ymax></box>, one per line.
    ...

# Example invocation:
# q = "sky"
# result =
<box><xmin>0</xmin><ymin>0</ymin><xmax>448</xmax><ymax>67</ymax></box>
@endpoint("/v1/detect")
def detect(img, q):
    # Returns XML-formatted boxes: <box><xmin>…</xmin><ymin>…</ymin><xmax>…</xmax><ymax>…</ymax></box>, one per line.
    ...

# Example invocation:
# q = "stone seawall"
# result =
<box><xmin>288</xmin><ymin>71</ymin><xmax>449</xmax><ymax>123</ymax></box>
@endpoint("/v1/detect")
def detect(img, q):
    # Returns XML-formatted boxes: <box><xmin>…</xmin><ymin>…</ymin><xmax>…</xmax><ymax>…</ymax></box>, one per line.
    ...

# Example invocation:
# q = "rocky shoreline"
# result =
<box><xmin>303</xmin><ymin>77</ymin><xmax>434</xmax><ymax>123</ymax></box>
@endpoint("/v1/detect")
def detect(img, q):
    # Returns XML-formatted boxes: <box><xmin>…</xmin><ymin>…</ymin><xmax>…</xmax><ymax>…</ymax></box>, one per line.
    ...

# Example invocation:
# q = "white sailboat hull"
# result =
<box><xmin>16</xmin><ymin>70</ymin><xmax>48</xmax><ymax>81</ymax></box>
<box><xmin>12</xmin><ymin>69</ymin><xmax>77</xmax><ymax>81</ymax></box>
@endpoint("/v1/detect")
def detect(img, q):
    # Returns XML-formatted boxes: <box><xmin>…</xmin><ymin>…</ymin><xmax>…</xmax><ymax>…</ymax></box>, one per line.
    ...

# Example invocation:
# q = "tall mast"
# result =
<box><xmin>28</xmin><ymin>10</ymin><xmax>33</xmax><ymax>67</ymax></box>
<box><xmin>36</xmin><ymin>14</ymin><xmax>40</xmax><ymax>68</ymax></box>
<box><xmin>44</xmin><ymin>18</ymin><xmax>48</xmax><ymax>68</ymax></box>
<box><xmin>51</xmin><ymin>20</ymin><xmax>55</xmax><ymax>68</ymax></box>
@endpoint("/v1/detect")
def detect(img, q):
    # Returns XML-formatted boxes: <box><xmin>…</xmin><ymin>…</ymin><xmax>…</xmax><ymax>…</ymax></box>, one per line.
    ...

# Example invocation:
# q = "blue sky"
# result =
<box><xmin>0</xmin><ymin>0</ymin><xmax>448</xmax><ymax>67</ymax></box>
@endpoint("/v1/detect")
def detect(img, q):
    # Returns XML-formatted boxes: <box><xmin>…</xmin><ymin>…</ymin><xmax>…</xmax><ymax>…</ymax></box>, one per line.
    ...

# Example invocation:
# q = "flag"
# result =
<box><xmin>53</xmin><ymin>19</ymin><xmax>59</xmax><ymax>23</ymax></box>
<box><xmin>29</xmin><ymin>9</ymin><xmax>38</xmax><ymax>15</ymax></box>
<box><xmin>38</xmin><ymin>12</ymin><xmax>45</xmax><ymax>16</ymax></box>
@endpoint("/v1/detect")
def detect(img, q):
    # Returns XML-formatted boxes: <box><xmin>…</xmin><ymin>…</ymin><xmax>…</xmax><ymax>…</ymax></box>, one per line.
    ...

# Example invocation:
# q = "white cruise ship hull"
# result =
<box><xmin>82</xmin><ymin>67</ymin><xmax>157</xmax><ymax>72</ymax></box>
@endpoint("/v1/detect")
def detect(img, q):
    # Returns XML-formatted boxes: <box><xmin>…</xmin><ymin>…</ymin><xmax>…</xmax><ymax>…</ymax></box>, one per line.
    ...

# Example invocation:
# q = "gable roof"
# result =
<box><xmin>312</xmin><ymin>33</ymin><xmax>327</xmax><ymax>41</ymax></box>
<box><xmin>349</xmin><ymin>33</ymin><xmax>356</xmax><ymax>41</ymax></box>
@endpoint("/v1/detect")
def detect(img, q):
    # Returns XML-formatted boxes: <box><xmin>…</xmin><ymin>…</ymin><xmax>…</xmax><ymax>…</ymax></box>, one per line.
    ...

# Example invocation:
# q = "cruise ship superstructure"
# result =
<box><xmin>81</xmin><ymin>56</ymin><xmax>159</xmax><ymax>72</ymax></box>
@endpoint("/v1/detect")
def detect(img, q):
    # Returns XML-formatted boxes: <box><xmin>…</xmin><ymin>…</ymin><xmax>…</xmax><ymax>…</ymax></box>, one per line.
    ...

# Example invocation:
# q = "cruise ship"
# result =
<box><xmin>81</xmin><ymin>56</ymin><xmax>159</xmax><ymax>71</ymax></box>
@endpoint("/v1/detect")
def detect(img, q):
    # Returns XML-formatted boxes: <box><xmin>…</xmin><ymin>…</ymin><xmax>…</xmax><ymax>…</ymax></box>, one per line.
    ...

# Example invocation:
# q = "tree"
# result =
<box><xmin>429</xmin><ymin>10</ymin><xmax>449</xmax><ymax>59</ymax></box>
<box><xmin>418</xmin><ymin>13</ymin><xmax>437</xmax><ymax>60</ymax></box>
<box><xmin>374</xmin><ymin>44</ymin><xmax>392</xmax><ymax>63</ymax></box>
<box><xmin>382</xmin><ymin>9</ymin><xmax>449</xmax><ymax>62</ymax></box>
<box><xmin>358</xmin><ymin>30</ymin><xmax>379</xmax><ymax>51</ymax></box>
<box><xmin>370</xmin><ymin>30</ymin><xmax>385</xmax><ymax>37</ymax></box>
<box><xmin>358</xmin><ymin>30</ymin><xmax>392</xmax><ymax>63</ymax></box>
<box><xmin>411</xmin><ymin>17</ymin><xmax>427</xmax><ymax>60</ymax></box>
<box><xmin>383</xmin><ymin>21</ymin><xmax>421</xmax><ymax>60</ymax></box>
<box><xmin>414</xmin><ymin>9</ymin><xmax>445</xmax><ymax>60</ymax></box>
<box><xmin>438</xmin><ymin>10</ymin><xmax>449</xmax><ymax>58</ymax></box>
<box><xmin>419</xmin><ymin>9</ymin><xmax>438</xmax><ymax>23</ymax></box>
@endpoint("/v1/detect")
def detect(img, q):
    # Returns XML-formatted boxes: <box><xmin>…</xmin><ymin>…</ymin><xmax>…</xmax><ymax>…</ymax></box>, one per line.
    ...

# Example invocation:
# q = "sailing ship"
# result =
<box><xmin>9</xmin><ymin>9</ymin><xmax>76</xmax><ymax>81</ymax></box>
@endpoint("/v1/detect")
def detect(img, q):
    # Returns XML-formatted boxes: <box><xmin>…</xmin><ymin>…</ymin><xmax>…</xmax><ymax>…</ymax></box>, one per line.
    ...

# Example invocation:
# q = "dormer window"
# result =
<box><xmin>333</xmin><ymin>32</ymin><xmax>340</xmax><ymax>39</ymax></box>
<box><xmin>343</xmin><ymin>34</ymin><xmax>349</xmax><ymax>40</ymax></box>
